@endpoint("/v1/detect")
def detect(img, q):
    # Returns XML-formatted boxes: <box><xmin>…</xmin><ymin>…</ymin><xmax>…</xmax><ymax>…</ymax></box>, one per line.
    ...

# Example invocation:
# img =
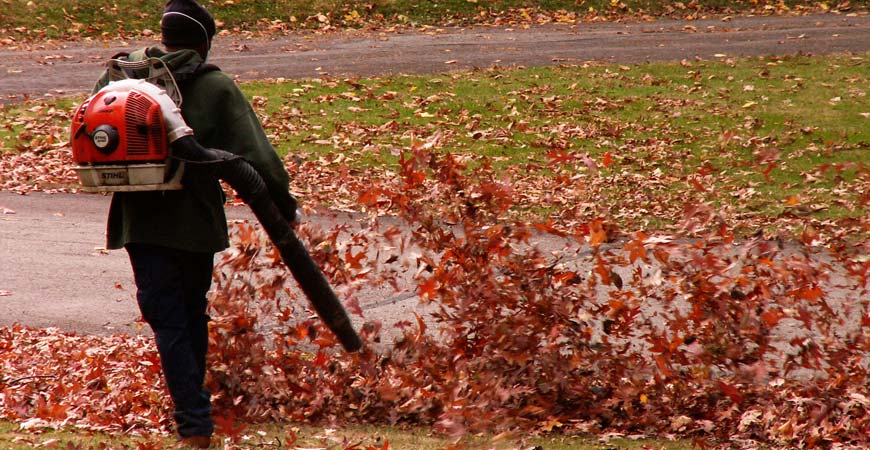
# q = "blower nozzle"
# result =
<box><xmin>172</xmin><ymin>136</ymin><xmax>363</xmax><ymax>353</ymax></box>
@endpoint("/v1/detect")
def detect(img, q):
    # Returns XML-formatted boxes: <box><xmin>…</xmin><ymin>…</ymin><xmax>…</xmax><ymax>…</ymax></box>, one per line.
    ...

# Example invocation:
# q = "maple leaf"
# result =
<box><xmin>718</xmin><ymin>381</ymin><xmax>745</xmax><ymax>404</ymax></box>
<box><xmin>588</xmin><ymin>218</ymin><xmax>609</xmax><ymax>247</ymax></box>
<box><xmin>214</xmin><ymin>411</ymin><xmax>247</xmax><ymax>442</ymax></box>
<box><xmin>625</xmin><ymin>231</ymin><xmax>649</xmax><ymax>263</ymax></box>
<box><xmin>417</xmin><ymin>277</ymin><xmax>437</xmax><ymax>300</ymax></box>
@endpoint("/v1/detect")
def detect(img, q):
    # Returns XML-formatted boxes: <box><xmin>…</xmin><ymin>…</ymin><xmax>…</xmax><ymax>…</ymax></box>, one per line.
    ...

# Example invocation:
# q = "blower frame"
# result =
<box><xmin>71</xmin><ymin>58</ymin><xmax>189</xmax><ymax>192</ymax></box>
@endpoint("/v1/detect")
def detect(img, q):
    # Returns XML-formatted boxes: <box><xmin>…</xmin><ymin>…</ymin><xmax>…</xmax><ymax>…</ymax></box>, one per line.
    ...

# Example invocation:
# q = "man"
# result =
<box><xmin>93</xmin><ymin>0</ymin><xmax>297</xmax><ymax>447</ymax></box>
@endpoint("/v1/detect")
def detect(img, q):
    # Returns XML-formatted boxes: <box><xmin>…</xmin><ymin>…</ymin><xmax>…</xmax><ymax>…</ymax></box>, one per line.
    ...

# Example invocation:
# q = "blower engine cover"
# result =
<box><xmin>71</xmin><ymin>86</ymin><xmax>183</xmax><ymax>191</ymax></box>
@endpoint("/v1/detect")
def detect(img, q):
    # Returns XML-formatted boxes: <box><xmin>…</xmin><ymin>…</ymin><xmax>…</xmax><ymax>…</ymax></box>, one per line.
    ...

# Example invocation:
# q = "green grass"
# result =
<box><xmin>0</xmin><ymin>420</ymin><xmax>697</xmax><ymax>449</ymax></box>
<box><xmin>1</xmin><ymin>53</ymin><xmax>866</xmax><ymax>233</ymax></box>
<box><xmin>240</xmin><ymin>53</ymin><xmax>868</xmax><ymax>225</ymax></box>
<box><xmin>0</xmin><ymin>99</ymin><xmax>73</xmax><ymax>154</ymax></box>
<box><xmin>250</xmin><ymin>54</ymin><xmax>867</xmax><ymax>162</ymax></box>
<box><xmin>1</xmin><ymin>0</ymin><xmax>861</xmax><ymax>40</ymax></box>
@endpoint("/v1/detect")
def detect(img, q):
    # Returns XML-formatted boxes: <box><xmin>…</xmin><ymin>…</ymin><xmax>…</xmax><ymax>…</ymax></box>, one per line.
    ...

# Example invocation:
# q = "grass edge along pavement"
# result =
<box><xmin>0</xmin><ymin>0</ymin><xmax>864</xmax><ymax>44</ymax></box>
<box><xmin>0</xmin><ymin>419</ymin><xmax>698</xmax><ymax>449</ymax></box>
<box><xmin>1</xmin><ymin>52</ymin><xmax>867</xmax><ymax>242</ymax></box>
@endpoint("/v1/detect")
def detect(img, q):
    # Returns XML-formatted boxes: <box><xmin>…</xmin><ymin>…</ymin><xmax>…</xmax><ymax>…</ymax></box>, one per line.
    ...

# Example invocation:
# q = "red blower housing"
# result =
<box><xmin>71</xmin><ymin>89</ymin><xmax>169</xmax><ymax>164</ymax></box>
<box><xmin>70</xmin><ymin>86</ymin><xmax>183</xmax><ymax>192</ymax></box>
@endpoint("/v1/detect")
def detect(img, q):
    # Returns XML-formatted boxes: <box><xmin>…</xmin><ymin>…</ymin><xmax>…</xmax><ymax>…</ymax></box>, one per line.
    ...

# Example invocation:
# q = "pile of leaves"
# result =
<box><xmin>203</xmin><ymin>146</ymin><xmax>870</xmax><ymax>448</ymax></box>
<box><xmin>0</xmin><ymin>325</ymin><xmax>171</xmax><ymax>434</ymax></box>
<box><xmin>4</xmin><ymin>144</ymin><xmax>866</xmax><ymax>448</ymax></box>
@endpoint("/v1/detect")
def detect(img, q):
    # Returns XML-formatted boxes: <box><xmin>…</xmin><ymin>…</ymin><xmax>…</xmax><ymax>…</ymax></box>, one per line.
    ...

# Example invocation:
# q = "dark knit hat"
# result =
<box><xmin>160</xmin><ymin>0</ymin><xmax>216</xmax><ymax>47</ymax></box>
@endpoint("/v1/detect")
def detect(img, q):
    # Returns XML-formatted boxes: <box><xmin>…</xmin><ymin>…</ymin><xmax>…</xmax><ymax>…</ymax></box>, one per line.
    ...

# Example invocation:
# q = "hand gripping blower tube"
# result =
<box><xmin>71</xmin><ymin>77</ymin><xmax>363</xmax><ymax>352</ymax></box>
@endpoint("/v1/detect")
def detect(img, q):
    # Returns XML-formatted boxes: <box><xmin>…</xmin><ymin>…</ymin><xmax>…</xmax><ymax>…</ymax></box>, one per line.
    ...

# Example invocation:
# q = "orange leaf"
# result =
<box><xmin>594</xmin><ymin>255</ymin><xmax>611</xmax><ymax>285</ymax></box>
<box><xmin>761</xmin><ymin>309</ymin><xmax>784</xmax><ymax>327</ymax></box>
<box><xmin>345</xmin><ymin>250</ymin><xmax>365</xmax><ymax>270</ymax></box>
<box><xmin>625</xmin><ymin>232</ymin><xmax>648</xmax><ymax>263</ymax></box>
<box><xmin>588</xmin><ymin>219</ymin><xmax>608</xmax><ymax>246</ymax></box>
<box><xmin>797</xmin><ymin>285</ymin><xmax>823</xmax><ymax>301</ymax></box>
<box><xmin>418</xmin><ymin>278</ymin><xmax>437</xmax><ymax>300</ymax></box>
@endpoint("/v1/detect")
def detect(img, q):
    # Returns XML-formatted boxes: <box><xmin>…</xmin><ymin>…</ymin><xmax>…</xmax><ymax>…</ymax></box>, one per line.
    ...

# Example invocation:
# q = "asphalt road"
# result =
<box><xmin>1</xmin><ymin>13</ymin><xmax>868</xmax><ymax>103</ymax></box>
<box><xmin>0</xmin><ymin>12</ymin><xmax>868</xmax><ymax>336</ymax></box>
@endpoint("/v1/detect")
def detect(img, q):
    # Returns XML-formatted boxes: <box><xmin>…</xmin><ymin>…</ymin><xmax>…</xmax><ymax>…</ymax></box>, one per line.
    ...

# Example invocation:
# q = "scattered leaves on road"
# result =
<box><xmin>2</xmin><ymin>143</ymin><xmax>868</xmax><ymax>448</ymax></box>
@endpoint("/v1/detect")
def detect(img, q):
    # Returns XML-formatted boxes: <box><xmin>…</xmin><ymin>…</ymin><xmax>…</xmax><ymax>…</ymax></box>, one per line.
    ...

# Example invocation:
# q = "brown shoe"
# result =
<box><xmin>177</xmin><ymin>435</ymin><xmax>211</xmax><ymax>449</ymax></box>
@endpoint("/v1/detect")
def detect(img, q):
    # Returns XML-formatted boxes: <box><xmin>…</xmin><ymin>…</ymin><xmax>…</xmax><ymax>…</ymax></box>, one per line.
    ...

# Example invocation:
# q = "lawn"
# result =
<box><xmin>5</xmin><ymin>52</ymin><xmax>864</xmax><ymax>237</ymax></box>
<box><xmin>0</xmin><ymin>0</ymin><xmax>849</xmax><ymax>41</ymax></box>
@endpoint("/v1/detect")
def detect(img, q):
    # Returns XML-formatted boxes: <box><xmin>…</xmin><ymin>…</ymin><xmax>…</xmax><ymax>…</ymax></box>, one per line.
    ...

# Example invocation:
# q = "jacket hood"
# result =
<box><xmin>122</xmin><ymin>47</ymin><xmax>206</xmax><ymax>79</ymax></box>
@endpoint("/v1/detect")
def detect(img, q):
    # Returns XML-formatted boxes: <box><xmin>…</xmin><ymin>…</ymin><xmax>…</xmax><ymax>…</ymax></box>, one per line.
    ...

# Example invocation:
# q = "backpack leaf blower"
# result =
<box><xmin>71</xmin><ymin>63</ymin><xmax>363</xmax><ymax>353</ymax></box>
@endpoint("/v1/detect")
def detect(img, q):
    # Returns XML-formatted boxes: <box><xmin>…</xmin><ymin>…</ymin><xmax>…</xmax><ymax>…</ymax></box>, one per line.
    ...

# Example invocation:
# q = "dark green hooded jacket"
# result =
<box><xmin>93</xmin><ymin>47</ymin><xmax>294</xmax><ymax>253</ymax></box>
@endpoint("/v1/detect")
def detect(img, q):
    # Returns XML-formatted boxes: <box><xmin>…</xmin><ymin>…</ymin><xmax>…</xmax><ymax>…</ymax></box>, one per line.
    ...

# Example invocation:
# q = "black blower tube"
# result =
<box><xmin>171</xmin><ymin>135</ymin><xmax>363</xmax><ymax>353</ymax></box>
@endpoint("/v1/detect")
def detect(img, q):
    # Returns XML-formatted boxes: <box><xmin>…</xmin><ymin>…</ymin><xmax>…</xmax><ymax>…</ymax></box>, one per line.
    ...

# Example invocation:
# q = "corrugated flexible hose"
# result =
<box><xmin>171</xmin><ymin>135</ymin><xmax>363</xmax><ymax>352</ymax></box>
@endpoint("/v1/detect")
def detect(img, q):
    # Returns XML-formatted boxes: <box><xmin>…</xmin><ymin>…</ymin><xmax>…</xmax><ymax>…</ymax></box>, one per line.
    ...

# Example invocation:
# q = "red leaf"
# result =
<box><xmin>594</xmin><ymin>255</ymin><xmax>611</xmax><ymax>285</ymax></box>
<box><xmin>546</xmin><ymin>149</ymin><xmax>575</xmax><ymax>165</ymax></box>
<box><xmin>762</xmin><ymin>162</ymin><xmax>776</xmax><ymax>181</ymax></box>
<box><xmin>358</xmin><ymin>187</ymin><xmax>383</xmax><ymax>206</ymax></box>
<box><xmin>313</xmin><ymin>351</ymin><xmax>329</xmax><ymax>367</ymax></box>
<box><xmin>532</xmin><ymin>220</ymin><xmax>566</xmax><ymax>237</ymax></box>
<box><xmin>345</xmin><ymin>249</ymin><xmax>366</xmax><ymax>269</ymax></box>
<box><xmin>761</xmin><ymin>308</ymin><xmax>784</xmax><ymax>327</ymax></box>
<box><xmin>365</xmin><ymin>441</ymin><xmax>390</xmax><ymax>450</ymax></box>
<box><xmin>345</xmin><ymin>296</ymin><xmax>363</xmax><ymax>316</ymax></box>
<box><xmin>718</xmin><ymin>381</ymin><xmax>744</xmax><ymax>404</ymax></box>
<box><xmin>417</xmin><ymin>277</ymin><xmax>437</xmax><ymax>300</ymax></box>
<box><xmin>415</xmin><ymin>313</ymin><xmax>428</xmax><ymax>336</ymax></box>
<box><xmin>796</xmin><ymin>285</ymin><xmax>823</xmax><ymax>301</ymax></box>
<box><xmin>654</xmin><ymin>355</ymin><xmax>674</xmax><ymax>378</ymax></box>
<box><xmin>214</xmin><ymin>411</ymin><xmax>247</xmax><ymax>442</ymax></box>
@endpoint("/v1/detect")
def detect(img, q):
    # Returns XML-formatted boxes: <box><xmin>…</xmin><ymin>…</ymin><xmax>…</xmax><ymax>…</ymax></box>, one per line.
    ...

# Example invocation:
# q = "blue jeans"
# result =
<box><xmin>126</xmin><ymin>243</ymin><xmax>215</xmax><ymax>438</ymax></box>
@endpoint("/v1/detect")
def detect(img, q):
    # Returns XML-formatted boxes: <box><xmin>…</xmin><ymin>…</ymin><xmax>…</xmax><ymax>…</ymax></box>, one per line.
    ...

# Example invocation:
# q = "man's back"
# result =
<box><xmin>97</xmin><ymin>46</ymin><xmax>293</xmax><ymax>253</ymax></box>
